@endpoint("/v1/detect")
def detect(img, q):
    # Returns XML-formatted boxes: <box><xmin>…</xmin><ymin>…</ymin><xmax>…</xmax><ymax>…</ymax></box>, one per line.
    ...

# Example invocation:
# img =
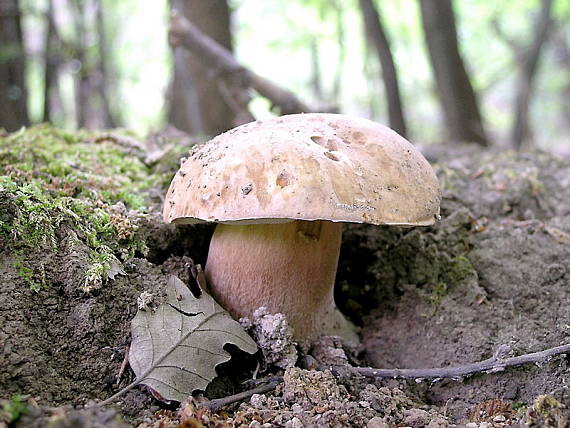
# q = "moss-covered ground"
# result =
<box><xmin>0</xmin><ymin>125</ymin><xmax>184</xmax><ymax>291</ymax></box>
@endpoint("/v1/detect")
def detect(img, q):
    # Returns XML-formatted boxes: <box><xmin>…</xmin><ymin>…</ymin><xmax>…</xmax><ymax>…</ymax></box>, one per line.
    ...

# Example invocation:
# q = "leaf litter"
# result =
<box><xmin>99</xmin><ymin>275</ymin><xmax>257</xmax><ymax>405</ymax></box>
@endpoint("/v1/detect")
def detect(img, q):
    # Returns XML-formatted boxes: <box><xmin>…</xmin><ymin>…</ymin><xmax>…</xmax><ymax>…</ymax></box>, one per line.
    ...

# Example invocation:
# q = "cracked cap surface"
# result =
<box><xmin>163</xmin><ymin>113</ymin><xmax>441</xmax><ymax>226</ymax></box>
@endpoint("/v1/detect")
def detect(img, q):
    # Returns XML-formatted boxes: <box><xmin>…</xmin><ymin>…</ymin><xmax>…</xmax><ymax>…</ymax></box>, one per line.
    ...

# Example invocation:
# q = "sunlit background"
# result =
<box><xmin>12</xmin><ymin>0</ymin><xmax>570</xmax><ymax>152</ymax></box>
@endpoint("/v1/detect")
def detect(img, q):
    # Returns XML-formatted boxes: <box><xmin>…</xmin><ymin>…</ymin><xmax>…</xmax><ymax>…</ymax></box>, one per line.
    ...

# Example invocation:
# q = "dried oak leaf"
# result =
<box><xmin>129</xmin><ymin>275</ymin><xmax>258</xmax><ymax>402</ymax></box>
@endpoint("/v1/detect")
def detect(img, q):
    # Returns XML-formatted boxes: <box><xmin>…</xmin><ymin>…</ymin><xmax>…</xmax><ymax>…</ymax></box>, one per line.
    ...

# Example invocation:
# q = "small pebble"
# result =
<box><xmin>366</xmin><ymin>417</ymin><xmax>389</xmax><ymax>428</ymax></box>
<box><xmin>250</xmin><ymin>393</ymin><xmax>267</xmax><ymax>409</ymax></box>
<box><xmin>465</xmin><ymin>423</ymin><xmax>478</xmax><ymax>428</ymax></box>
<box><xmin>493</xmin><ymin>415</ymin><xmax>506</xmax><ymax>422</ymax></box>
<box><xmin>289</xmin><ymin>417</ymin><xmax>303</xmax><ymax>428</ymax></box>
<box><xmin>248</xmin><ymin>421</ymin><xmax>261</xmax><ymax>428</ymax></box>
<box><xmin>291</xmin><ymin>403</ymin><xmax>303</xmax><ymax>413</ymax></box>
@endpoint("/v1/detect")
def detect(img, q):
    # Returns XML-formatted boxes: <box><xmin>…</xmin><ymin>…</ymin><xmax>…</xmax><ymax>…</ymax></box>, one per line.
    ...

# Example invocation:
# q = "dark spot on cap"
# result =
<box><xmin>310</xmin><ymin>136</ymin><xmax>325</xmax><ymax>145</ymax></box>
<box><xmin>324</xmin><ymin>152</ymin><xmax>339</xmax><ymax>161</ymax></box>
<box><xmin>276</xmin><ymin>170</ymin><xmax>291</xmax><ymax>188</ymax></box>
<box><xmin>351</xmin><ymin>131</ymin><xmax>366</xmax><ymax>145</ymax></box>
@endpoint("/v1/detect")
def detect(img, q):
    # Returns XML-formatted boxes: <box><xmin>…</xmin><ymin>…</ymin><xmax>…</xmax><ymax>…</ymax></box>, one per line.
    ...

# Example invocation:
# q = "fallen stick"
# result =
<box><xmin>202</xmin><ymin>376</ymin><xmax>283</xmax><ymax>412</ymax></box>
<box><xmin>200</xmin><ymin>344</ymin><xmax>570</xmax><ymax>411</ymax></box>
<box><xmin>351</xmin><ymin>343</ymin><xmax>570</xmax><ymax>380</ymax></box>
<box><xmin>96</xmin><ymin>344</ymin><xmax>569</xmax><ymax>408</ymax></box>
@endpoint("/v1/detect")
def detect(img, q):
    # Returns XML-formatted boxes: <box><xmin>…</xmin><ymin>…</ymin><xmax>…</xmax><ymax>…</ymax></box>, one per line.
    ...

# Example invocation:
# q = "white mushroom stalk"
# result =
<box><xmin>205</xmin><ymin>220</ymin><xmax>353</xmax><ymax>340</ymax></box>
<box><xmin>163</xmin><ymin>113</ymin><xmax>441</xmax><ymax>342</ymax></box>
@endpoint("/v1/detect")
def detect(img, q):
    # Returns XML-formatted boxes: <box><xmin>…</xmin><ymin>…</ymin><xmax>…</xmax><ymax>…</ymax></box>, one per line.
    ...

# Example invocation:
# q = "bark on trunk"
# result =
<box><xmin>359</xmin><ymin>0</ymin><xmax>407</xmax><ymax>137</ymax></box>
<box><xmin>43</xmin><ymin>0</ymin><xmax>58</xmax><ymax>123</ymax></box>
<box><xmin>553</xmin><ymin>28</ymin><xmax>570</xmax><ymax>128</ymax></box>
<box><xmin>71</xmin><ymin>0</ymin><xmax>89</xmax><ymax>128</ymax></box>
<box><xmin>419</xmin><ymin>0</ymin><xmax>488</xmax><ymax>145</ymax></box>
<box><xmin>331</xmin><ymin>0</ymin><xmax>345</xmax><ymax>103</ymax></box>
<box><xmin>95</xmin><ymin>0</ymin><xmax>117</xmax><ymax>128</ymax></box>
<box><xmin>310</xmin><ymin>37</ymin><xmax>323</xmax><ymax>101</ymax></box>
<box><xmin>168</xmin><ymin>0</ymin><xmax>235</xmax><ymax>136</ymax></box>
<box><xmin>0</xmin><ymin>0</ymin><xmax>29</xmax><ymax>131</ymax></box>
<box><xmin>511</xmin><ymin>0</ymin><xmax>553</xmax><ymax>148</ymax></box>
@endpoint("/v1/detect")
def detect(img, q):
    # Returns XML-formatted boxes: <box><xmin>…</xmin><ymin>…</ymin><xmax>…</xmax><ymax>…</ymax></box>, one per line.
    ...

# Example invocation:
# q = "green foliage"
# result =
<box><xmin>0</xmin><ymin>125</ymin><xmax>151</xmax><ymax>291</ymax></box>
<box><xmin>511</xmin><ymin>402</ymin><xmax>527</xmax><ymax>411</ymax></box>
<box><xmin>445</xmin><ymin>255</ymin><xmax>475</xmax><ymax>284</ymax></box>
<box><xmin>2</xmin><ymin>395</ymin><xmax>26</xmax><ymax>424</ymax></box>
<box><xmin>13</xmin><ymin>257</ymin><xmax>46</xmax><ymax>292</ymax></box>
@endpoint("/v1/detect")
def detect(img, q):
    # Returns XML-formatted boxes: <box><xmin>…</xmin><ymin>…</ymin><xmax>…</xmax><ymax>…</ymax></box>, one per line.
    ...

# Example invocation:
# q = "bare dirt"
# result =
<box><xmin>1</xmin><ymin>139</ymin><xmax>569</xmax><ymax>428</ymax></box>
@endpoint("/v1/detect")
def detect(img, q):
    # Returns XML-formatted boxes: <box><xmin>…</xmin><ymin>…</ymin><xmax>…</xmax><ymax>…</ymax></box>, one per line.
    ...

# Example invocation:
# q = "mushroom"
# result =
<box><xmin>163</xmin><ymin>113</ymin><xmax>440</xmax><ymax>342</ymax></box>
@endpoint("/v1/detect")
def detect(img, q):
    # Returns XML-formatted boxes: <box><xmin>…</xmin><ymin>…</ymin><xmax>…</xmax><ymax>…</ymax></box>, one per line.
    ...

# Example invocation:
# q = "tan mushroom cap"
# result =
<box><xmin>163</xmin><ymin>113</ymin><xmax>441</xmax><ymax>226</ymax></box>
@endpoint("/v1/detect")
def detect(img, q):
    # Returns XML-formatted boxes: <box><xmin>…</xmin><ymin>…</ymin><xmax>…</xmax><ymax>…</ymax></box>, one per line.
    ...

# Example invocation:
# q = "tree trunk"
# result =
<box><xmin>419</xmin><ymin>0</ymin><xmax>488</xmax><ymax>145</ymax></box>
<box><xmin>310</xmin><ymin>37</ymin><xmax>323</xmax><ymax>101</ymax></box>
<box><xmin>95</xmin><ymin>0</ymin><xmax>118</xmax><ymax>128</ymax></box>
<box><xmin>359</xmin><ymin>0</ymin><xmax>407</xmax><ymax>137</ymax></box>
<box><xmin>168</xmin><ymin>0</ymin><xmax>234</xmax><ymax>136</ymax></box>
<box><xmin>70</xmin><ymin>0</ymin><xmax>89</xmax><ymax>128</ymax></box>
<box><xmin>553</xmin><ymin>27</ymin><xmax>570</xmax><ymax>129</ymax></box>
<box><xmin>0</xmin><ymin>0</ymin><xmax>29</xmax><ymax>131</ymax></box>
<box><xmin>511</xmin><ymin>0</ymin><xmax>553</xmax><ymax>148</ymax></box>
<box><xmin>43</xmin><ymin>0</ymin><xmax>58</xmax><ymax>123</ymax></box>
<box><xmin>331</xmin><ymin>0</ymin><xmax>345</xmax><ymax>103</ymax></box>
<box><xmin>168</xmin><ymin>12</ymin><xmax>308</xmax><ymax>121</ymax></box>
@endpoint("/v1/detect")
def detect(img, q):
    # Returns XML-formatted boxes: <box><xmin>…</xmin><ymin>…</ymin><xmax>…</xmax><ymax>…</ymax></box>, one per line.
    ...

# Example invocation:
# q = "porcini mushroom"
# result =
<box><xmin>163</xmin><ymin>113</ymin><xmax>440</xmax><ymax>342</ymax></box>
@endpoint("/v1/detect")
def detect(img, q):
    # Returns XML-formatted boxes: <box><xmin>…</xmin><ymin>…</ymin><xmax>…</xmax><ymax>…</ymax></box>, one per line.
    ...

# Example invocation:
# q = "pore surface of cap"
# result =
<box><xmin>163</xmin><ymin>113</ymin><xmax>441</xmax><ymax>226</ymax></box>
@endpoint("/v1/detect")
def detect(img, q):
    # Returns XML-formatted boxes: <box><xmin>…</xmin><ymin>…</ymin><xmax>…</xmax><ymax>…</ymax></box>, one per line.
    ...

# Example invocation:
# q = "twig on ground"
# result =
<box><xmin>93</xmin><ymin>133</ymin><xmax>146</xmax><ymax>152</ymax></box>
<box><xmin>202</xmin><ymin>376</ymin><xmax>284</xmax><ymax>412</ymax></box>
<box><xmin>96</xmin><ymin>344</ymin><xmax>569</xmax><ymax>409</ymax></box>
<box><xmin>115</xmin><ymin>345</ymin><xmax>130</xmax><ymax>387</ymax></box>
<box><xmin>350</xmin><ymin>343</ymin><xmax>570</xmax><ymax>381</ymax></box>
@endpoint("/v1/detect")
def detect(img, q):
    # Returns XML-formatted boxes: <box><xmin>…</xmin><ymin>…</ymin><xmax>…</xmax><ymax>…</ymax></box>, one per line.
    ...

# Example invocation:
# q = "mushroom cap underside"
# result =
<box><xmin>163</xmin><ymin>113</ymin><xmax>441</xmax><ymax>226</ymax></box>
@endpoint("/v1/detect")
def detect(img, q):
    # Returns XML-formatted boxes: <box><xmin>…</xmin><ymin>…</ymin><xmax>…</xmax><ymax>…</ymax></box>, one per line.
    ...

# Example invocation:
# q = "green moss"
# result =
<box><xmin>1</xmin><ymin>395</ymin><xmax>26</xmax><ymax>423</ymax></box>
<box><xmin>13</xmin><ymin>258</ymin><xmax>46</xmax><ymax>292</ymax></box>
<box><xmin>445</xmin><ymin>255</ymin><xmax>475</xmax><ymax>283</ymax></box>
<box><xmin>0</xmin><ymin>125</ymin><xmax>158</xmax><ymax>290</ymax></box>
<box><xmin>511</xmin><ymin>402</ymin><xmax>527</xmax><ymax>411</ymax></box>
<box><xmin>427</xmin><ymin>282</ymin><xmax>448</xmax><ymax>307</ymax></box>
<box><xmin>435</xmin><ymin>164</ymin><xmax>463</xmax><ymax>193</ymax></box>
<box><xmin>534</xmin><ymin>395</ymin><xmax>563</xmax><ymax>417</ymax></box>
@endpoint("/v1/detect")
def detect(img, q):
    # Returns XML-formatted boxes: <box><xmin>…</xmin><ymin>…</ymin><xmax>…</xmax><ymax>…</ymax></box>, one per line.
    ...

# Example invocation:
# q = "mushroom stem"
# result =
<box><xmin>204</xmin><ymin>220</ymin><xmax>355</xmax><ymax>341</ymax></box>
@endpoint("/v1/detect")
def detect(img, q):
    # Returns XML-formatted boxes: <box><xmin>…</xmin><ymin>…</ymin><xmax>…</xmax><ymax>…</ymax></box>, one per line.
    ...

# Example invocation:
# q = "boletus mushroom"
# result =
<box><xmin>163</xmin><ymin>113</ymin><xmax>440</xmax><ymax>343</ymax></box>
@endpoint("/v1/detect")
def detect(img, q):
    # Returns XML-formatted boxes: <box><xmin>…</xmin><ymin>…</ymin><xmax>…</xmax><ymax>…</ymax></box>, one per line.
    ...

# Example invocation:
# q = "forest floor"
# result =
<box><xmin>0</xmin><ymin>126</ymin><xmax>569</xmax><ymax>428</ymax></box>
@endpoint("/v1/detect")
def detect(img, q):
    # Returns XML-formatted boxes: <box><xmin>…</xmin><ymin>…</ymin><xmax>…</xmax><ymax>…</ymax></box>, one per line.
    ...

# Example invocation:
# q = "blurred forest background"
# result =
<box><xmin>1</xmin><ymin>0</ymin><xmax>569</xmax><ymax>153</ymax></box>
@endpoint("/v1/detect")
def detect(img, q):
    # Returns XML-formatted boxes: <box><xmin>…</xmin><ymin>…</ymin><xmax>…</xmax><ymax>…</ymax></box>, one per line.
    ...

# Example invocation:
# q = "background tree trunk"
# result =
<box><xmin>95</xmin><ymin>0</ymin><xmax>117</xmax><ymax>128</ymax></box>
<box><xmin>511</xmin><ymin>0</ymin><xmax>553</xmax><ymax>148</ymax></box>
<box><xmin>43</xmin><ymin>0</ymin><xmax>59</xmax><ymax>123</ymax></box>
<box><xmin>168</xmin><ymin>0</ymin><xmax>234</xmax><ymax>136</ymax></box>
<box><xmin>553</xmin><ymin>27</ymin><xmax>570</xmax><ymax>130</ymax></box>
<box><xmin>0</xmin><ymin>0</ymin><xmax>29</xmax><ymax>131</ymax></box>
<box><xmin>419</xmin><ymin>0</ymin><xmax>488</xmax><ymax>145</ymax></box>
<box><xmin>331</xmin><ymin>0</ymin><xmax>345</xmax><ymax>104</ymax></box>
<box><xmin>70</xmin><ymin>0</ymin><xmax>89</xmax><ymax>128</ymax></box>
<box><xmin>359</xmin><ymin>0</ymin><xmax>407</xmax><ymax>137</ymax></box>
<box><xmin>310</xmin><ymin>37</ymin><xmax>323</xmax><ymax>102</ymax></box>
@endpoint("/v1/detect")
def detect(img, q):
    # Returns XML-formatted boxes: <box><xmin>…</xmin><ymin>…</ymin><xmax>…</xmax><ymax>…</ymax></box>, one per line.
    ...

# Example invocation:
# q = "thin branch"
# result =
<box><xmin>351</xmin><ymin>343</ymin><xmax>570</xmax><ymax>380</ymax></box>
<box><xmin>95</xmin><ymin>343</ymin><xmax>569</xmax><ymax>409</ymax></box>
<box><xmin>202</xmin><ymin>376</ymin><xmax>283</xmax><ymax>412</ymax></box>
<box><xmin>115</xmin><ymin>345</ymin><xmax>130</xmax><ymax>387</ymax></box>
<box><xmin>490</xmin><ymin>17</ymin><xmax>523</xmax><ymax>59</ymax></box>
<box><xmin>168</xmin><ymin>11</ymin><xmax>310</xmax><ymax>116</ymax></box>
<box><xmin>200</xmin><ymin>344</ymin><xmax>569</xmax><ymax>413</ymax></box>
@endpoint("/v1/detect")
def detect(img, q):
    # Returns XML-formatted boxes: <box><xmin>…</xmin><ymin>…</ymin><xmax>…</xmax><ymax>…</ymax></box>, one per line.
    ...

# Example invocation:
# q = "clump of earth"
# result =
<box><xmin>0</xmin><ymin>129</ymin><xmax>568</xmax><ymax>427</ymax></box>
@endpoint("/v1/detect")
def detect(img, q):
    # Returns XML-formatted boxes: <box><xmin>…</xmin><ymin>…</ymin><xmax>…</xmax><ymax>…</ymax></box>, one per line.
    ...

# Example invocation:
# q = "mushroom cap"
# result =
<box><xmin>163</xmin><ymin>113</ymin><xmax>440</xmax><ymax>226</ymax></box>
